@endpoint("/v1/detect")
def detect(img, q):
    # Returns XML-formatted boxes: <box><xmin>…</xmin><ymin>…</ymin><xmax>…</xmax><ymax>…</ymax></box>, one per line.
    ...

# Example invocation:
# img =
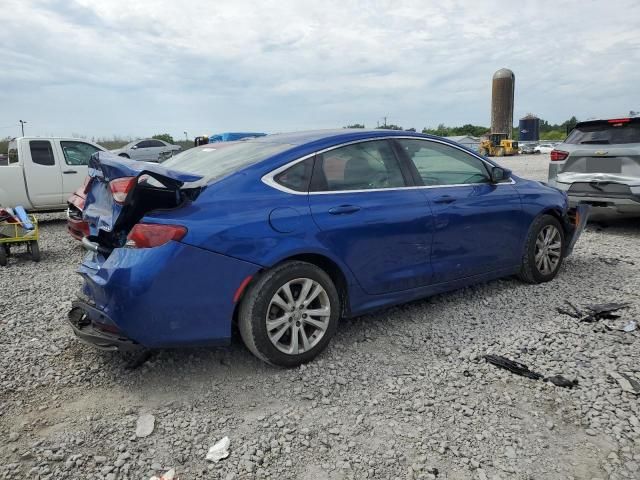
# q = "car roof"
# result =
<box><xmin>245</xmin><ymin>129</ymin><xmax>437</xmax><ymax>146</ymax></box>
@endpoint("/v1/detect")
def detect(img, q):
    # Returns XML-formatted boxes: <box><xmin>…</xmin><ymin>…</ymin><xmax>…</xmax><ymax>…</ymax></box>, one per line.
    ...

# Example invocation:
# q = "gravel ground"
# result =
<box><xmin>1</xmin><ymin>154</ymin><xmax>639</xmax><ymax>480</ymax></box>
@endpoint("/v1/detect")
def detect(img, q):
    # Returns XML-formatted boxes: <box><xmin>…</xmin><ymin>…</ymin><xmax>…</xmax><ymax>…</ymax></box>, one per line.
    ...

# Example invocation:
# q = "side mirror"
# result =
<box><xmin>490</xmin><ymin>166</ymin><xmax>511</xmax><ymax>183</ymax></box>
<box><xmin>131</xmin><ymin>145</ymin><xmax>138</xmax><ymax>150</ymax></box>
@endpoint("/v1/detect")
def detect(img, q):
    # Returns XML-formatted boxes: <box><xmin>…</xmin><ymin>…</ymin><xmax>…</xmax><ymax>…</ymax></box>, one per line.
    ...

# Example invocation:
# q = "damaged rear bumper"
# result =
<box><xmin>68</xmin><ymin>300</ymin><xmax>141</xmax><ymax>351</ymax></box>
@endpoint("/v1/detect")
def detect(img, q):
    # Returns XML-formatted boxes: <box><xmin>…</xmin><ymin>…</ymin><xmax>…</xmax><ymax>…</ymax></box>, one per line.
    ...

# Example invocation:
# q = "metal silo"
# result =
<box><xmin>491</xmin><ymin>68</ymin><xmax>515</xmax><ymax>138</ymax></box>
<box><xmin>518</xmin><ymin>114</ymin><xmax>540</xmax><ymax>141</ymax></box>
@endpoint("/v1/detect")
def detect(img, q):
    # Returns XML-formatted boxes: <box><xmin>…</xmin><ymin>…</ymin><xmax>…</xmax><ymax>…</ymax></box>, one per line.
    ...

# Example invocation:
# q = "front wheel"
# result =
<box><xmin>518</xmin><ymin>215</ymin><xmax>565</xmax><ymax>284</ymax></box>
<box><xmin>238</xmin><ymin>261</ymin><xmax>341</xmax><ymax>367</ymax></box>
<box><xmin>29</xmin><ymin>241</ymin><xmax>41</xmax><ymax>262</ymax></box>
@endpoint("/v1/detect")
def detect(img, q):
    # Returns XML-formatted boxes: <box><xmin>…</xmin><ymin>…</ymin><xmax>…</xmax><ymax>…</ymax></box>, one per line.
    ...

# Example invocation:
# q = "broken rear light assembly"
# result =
<box><xmin>550</xmin><ymin>150</ymin><xmax>569</xmax><ymax>161</ymax></box>
<box><xmin>125</xmin><ymin>223</ymin><xmax>187</xmax><ymax>248</ymax></box>
<box><xmin>109</xmin><ymin>177</ymin><xmax>136</xmax><ymax>204</ymax></box>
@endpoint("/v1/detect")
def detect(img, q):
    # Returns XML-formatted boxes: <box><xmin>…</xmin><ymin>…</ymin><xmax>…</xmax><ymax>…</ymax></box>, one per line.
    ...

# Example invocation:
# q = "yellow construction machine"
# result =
<box><xmin>479</xmin><ymin>133</ymin><xmax>519</xmax><ymax>157</ymax></box>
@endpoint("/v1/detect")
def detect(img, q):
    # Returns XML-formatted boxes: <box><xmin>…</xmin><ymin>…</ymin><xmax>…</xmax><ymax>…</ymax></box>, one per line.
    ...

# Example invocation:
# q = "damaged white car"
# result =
<box><xmin>547</xmin><ymin>117</ymin><xmax>640</xmax><ymax>216</ymax></box>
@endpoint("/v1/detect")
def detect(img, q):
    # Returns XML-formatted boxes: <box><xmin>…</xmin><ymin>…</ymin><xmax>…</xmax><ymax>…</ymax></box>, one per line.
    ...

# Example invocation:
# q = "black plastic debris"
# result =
<box><xmin>483</xmin><ymin>354</ymin><xmax>543</xmax><ymax>380</ymax></box>
<box><xmin>484</xmin><ymin>355</ymin><xmax>578</xmax><ymax>388</ymax></box>
<box><xmin>556</xmin><ymin>301</ymin><xmax>630</xmax><ymax>322</ymax></box>
<box><xmin>545</xmin><ymin>375</ymin><xmax>578</xmax><ymax>389</ymax></box>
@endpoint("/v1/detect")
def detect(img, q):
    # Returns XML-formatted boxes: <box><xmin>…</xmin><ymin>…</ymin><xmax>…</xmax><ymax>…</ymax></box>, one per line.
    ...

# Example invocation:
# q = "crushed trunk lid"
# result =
<box><xmin>83</xmin><ymin>152</ymin><xmax>204</xmax><ymax>249</ymax></box>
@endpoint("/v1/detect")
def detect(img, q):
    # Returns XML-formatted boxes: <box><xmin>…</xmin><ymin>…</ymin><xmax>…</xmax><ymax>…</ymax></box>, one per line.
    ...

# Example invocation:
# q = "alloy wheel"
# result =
<box><xmin>535</xmin><ymin>225</ymin><xmax>562</xmax><ymax>275</ymax></box>
<box><xmin>266</xmin><ymin>278</ymin><xmax>331</xmax><ymax>355</ymax></box>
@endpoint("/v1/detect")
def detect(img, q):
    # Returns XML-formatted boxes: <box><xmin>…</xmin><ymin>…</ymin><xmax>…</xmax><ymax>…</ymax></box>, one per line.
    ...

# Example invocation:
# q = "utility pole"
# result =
<box><xmin>183</xmin><ymin>131</ymin><xmax>188</xmax><ymax>141</ymax></box>
<box><xmin>19</xmin><ymin>120</ymin><xmax>27</xmax><ymax>136</ymax></box>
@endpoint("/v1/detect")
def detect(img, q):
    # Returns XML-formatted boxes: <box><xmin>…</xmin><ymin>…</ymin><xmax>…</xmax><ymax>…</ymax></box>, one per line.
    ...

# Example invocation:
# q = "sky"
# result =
<box><xmin>0</xmin><ymin>0</ymin><xmax>638</xmax><ymax>140</ymax></box>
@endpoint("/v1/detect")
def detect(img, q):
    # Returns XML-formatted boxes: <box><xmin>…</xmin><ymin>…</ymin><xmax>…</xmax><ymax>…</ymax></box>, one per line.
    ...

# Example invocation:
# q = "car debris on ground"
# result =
<box><xmin>484</xmin><ymin>355</ymin><xmax>578</xmax><ymax>388</ymax></box>
<box><xmin>557</xmin><ymin>301</ymin><xmax>630</xmax><ymax>322</ymax></box>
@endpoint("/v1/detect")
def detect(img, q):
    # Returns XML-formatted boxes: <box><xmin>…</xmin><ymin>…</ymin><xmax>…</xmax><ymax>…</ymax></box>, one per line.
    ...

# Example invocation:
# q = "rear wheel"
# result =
<box><xmin>29</xmin><ymin>241</ymin><xmax>41</xmax><ymax>262</ymax></box>
<box><xmin>518</xmin><ymin>215</ymin><xmax>565</xmax><ymax>284</ymax></box>
<box><xmin>239</xmin><ymin>261</ymin><xmax>340</xmax><ymax>367</ymax></box>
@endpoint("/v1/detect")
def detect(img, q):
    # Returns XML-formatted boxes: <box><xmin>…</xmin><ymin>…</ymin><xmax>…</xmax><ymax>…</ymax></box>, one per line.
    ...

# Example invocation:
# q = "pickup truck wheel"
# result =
<box><xmin>29</xmin><ymin>241</ymin><xmax>41</xmax><ymax>262</ymax></box>
<box><xmin>238</xmin><ymin>261</ymin><xmax>340</xmax><ymax>367</ymax></box>
<box><xmin>518</xmin><ymin>215</ymin><xmax>565</xmax><ymax>284</ymax></box>
<box><xmin>0</xmin><ymin>246</ymin><xmax>7</xmax><ymax>266</ymax></box>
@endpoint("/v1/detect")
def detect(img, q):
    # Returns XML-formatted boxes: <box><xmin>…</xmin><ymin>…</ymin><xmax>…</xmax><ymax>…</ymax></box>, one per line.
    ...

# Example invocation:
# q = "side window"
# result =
<box><xmin>148</xmin><ymin>140</ymin><xmax>165</xmax><ymax>148</ymax></box>
<box><xmin>61</xmin><ymin>141</ymin><xmax>101</xmax><ymax>166</ymax></box>
<box><xmin>398</xmin><ymin>139</ymin><xmax>490</xmax><ymax>186</ymax></box>
<box><xmin>312</xmin><ymin>140</ymin><xmax>407</xmax><ymax>192</ymax></box>
<box><xmin>30</xmin><ymin>140</ymin><xmax>55</xmax><ymax>166</ymax></box>
<box><xmin>275</xmin><ymin>157</ymin><xmax>314</xmax><ymax>192</ymax></box>
<box><xmin>8</xmin><ymin>147</ymin><xmax>18</xmax><ymax>164</ymax></box>
<box><xmin>136</xmin><ymin>141</ymin><xmax>151</xmax><ymax>148</ymax></box>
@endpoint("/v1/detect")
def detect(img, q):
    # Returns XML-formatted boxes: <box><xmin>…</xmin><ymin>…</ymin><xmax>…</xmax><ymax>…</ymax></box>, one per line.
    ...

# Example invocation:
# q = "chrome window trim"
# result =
<box><xmin>261</xmin><ymin>136</ymin><xmax>516</xmax><ymax>195</ymax></box>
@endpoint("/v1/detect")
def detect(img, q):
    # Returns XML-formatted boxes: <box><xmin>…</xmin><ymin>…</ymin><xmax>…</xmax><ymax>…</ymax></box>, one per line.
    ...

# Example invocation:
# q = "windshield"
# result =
<box><xmin>565</xmin><ymin>120</ymin><xmax>640</xmax><ymax>145</ymax></box>
<box><xmin>162</xmin><ymin>141</ymin><xmax>294</xmax><ymax>181</ymax></box>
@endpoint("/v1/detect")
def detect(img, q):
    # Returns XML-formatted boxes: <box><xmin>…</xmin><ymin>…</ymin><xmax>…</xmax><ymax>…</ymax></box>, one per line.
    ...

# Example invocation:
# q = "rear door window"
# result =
<box><xmin>565</xmin><ymin>121</ymin><xmax>640</xmax><ymax>145</ymax></box>
<box><xmin>61</xmin><ymin>141</ymin><xmax>101</xmax><ymax>166</ymax></box>
<box><xmin>30</xmin><ymin>140</ymin><xmax>55</xmax><ymax>166</ymax></box>
<box><xmin>8</xmin><ymin>141</ymin><xmax>18</xmax><ymax>164</ymax></box>
<box><xmin>397</xmin><ymin>139</ymin><xmax>490</xmax><ymax>186</ymax></box>
<box><xmin>311</xmin><ymin>140</ymin><xmax>407</xmax><ymax>192</ymax></box>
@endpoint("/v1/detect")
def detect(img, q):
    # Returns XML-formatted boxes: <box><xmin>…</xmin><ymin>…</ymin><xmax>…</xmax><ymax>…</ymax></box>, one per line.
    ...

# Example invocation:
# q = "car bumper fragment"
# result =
<box><xmin>68</xmin><ymin>301</ymin><xmax>141</xmax><ymax>351</ymax></box>
<box><xmin>564</xmin><ymin>204</ymin><xmax>590</xmax><ymax>256</ymax></box>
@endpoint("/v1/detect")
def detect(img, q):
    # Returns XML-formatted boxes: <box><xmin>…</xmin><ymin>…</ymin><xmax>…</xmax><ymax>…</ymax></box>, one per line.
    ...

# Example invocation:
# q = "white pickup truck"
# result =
<box><xmin>0</xmin><ymin>137</ymin><xmax>105</xmax><ymax>211</ymax></box>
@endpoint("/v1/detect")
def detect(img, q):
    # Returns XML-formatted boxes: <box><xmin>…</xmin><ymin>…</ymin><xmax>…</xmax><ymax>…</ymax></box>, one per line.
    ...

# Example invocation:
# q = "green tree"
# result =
<box><xmin>152</xmin><ymin>133</ymin><xmax>175</xmax><ymax>144</ymax></box>
<box><xmin>377</xmin><ymin>124</ymin><xmax>403</xmax><ymax>130</ymax></box>
<box><xmin>344</xmin><ymin>124</ymin><xmax>365</xmax><ymax>129</ymax></box>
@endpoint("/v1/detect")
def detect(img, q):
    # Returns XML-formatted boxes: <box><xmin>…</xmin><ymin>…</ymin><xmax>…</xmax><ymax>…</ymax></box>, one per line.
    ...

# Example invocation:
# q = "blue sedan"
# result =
<box><xmin>69</xmin><ymin>130</ymin><xmax>588</xmax><ymax>366</ymax></box>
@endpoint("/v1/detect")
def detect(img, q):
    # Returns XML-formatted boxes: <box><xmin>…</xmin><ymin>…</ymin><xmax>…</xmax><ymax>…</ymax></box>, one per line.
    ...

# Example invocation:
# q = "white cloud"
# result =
<box><xmin>0</xmin><ymin>0</ymin><xmax>638</xmax><ymax>138</ymax></box>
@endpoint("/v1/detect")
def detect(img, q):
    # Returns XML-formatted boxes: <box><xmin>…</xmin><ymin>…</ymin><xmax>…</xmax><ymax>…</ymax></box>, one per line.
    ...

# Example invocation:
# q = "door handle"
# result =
<box><xmin>328</xmin><ymin>205</ymin><xmax>361</xmax><ymax>215</ymax></box>
<box><xmin>63</xmin><ymin>170</ymin><xmax>78</xmax><ymax>174</ymax></box>
<box><xmin>433</xmin><ymin>195</ymin><xmax>456</xmax><ymax>204</ymax></box>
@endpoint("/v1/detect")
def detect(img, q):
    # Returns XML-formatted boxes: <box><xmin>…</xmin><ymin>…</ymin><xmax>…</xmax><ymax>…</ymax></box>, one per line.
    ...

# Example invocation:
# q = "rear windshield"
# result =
<box><xmin>565</xmin><ymin>120</ymin><xmax>640</xmax><ymax>145</ymax></box>
<box><xmin>162</xmin><ymin>141</ymin><xmax>293</xmax><ymax>180</ymax></box>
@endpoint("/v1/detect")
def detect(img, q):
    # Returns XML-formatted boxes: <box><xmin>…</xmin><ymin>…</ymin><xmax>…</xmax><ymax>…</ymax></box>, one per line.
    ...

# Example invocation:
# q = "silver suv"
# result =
<box><xmin>547</xmin><ymin>117</ymin><xmax>640</xmax><ymax>216</ymax></box>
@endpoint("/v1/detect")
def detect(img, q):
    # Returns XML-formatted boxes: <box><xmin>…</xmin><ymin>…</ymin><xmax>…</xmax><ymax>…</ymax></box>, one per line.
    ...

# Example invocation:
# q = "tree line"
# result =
<box><xmin>345</xmin><ymin>116</ymin><xmax>581</xmax><ymax>141</ymax></box>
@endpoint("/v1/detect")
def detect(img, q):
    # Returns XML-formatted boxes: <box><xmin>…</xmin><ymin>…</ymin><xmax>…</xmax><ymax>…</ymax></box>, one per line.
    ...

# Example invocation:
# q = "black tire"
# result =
<box><xmin>238</xmin><ymin>261</ymin><xmax>341</xmax><ymax>367</ymax></box>
<box><xmin>0</xmin><ymin>246</ymin><xmax>7</xmax><ymax>267</ymax></box>
<box><xmin>118</xmin><ymin>153</ymin><xmax>130</xmax><ymax>158</ymax></box>
<box><xmin>30</xmin><ymin>241</ymin><xmax>41</xmax><ymax>262</ymax></box>
<box><xmin>518</xmin><ymin>214</ymin><xmax>565</xmax><ymax>284</ymax></box>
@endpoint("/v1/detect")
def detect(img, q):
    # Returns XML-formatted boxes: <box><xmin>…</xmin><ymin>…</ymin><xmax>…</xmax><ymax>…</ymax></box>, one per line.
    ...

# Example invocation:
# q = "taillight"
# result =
<box><xmin>608</xmin><ymin>118</ymin><xmax>630</xmax><ymax>124</ymax></box>
<box><xmin>550</xmin><ymin>150</ymin><xmax>569</xmax><ymax>161</ymax></box>
<box><xmin>109</xmin><ymin>177</ymin><xmax>136</xmax><ymax>204</ymax></box>
<box><xmin>125</xmin><ymin>223</ymin><xmax>187</xmax><ymax>248</ymax></box>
